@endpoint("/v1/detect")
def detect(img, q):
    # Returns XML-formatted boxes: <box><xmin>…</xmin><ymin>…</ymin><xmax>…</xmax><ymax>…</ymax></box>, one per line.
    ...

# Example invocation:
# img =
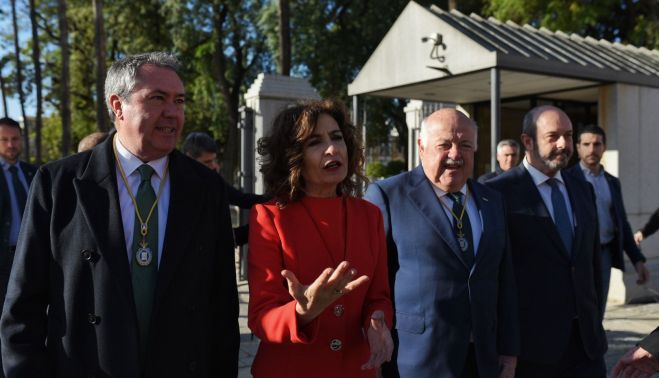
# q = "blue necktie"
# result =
<box><xmin>8</xmin><ymin>165</ymin><xmax>27</xmax><ymax>217</ymax></box>
<box><xmin>547</xmin><ymin>178</ymin><xmax>573</xmax><ymax>254</ymax></box>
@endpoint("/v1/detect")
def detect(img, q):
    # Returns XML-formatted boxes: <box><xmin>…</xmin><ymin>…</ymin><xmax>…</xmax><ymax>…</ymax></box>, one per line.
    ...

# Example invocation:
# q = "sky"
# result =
<box><xmin>1</xmin><ymin>1</ymin><xmax>38</xmax><ymax>121</ymax></box>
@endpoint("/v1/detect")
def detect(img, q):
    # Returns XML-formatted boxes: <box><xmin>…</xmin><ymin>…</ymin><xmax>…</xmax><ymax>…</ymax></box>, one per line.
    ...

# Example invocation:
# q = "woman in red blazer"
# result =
<box><xmin>248</xmin><ymin>99</ymin><xmax>393</xmax><ymax>378</ymax></box>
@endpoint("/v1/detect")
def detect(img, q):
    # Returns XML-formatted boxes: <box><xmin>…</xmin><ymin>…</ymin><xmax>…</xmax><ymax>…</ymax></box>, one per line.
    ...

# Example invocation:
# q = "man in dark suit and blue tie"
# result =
<box><xmin>566</xmin><ymin>124</ymin><xmax>649</xmax><ymax>314</ymax></box>
<box><xmin>0</xmin><ymin>117</ymin><xmax>37</xmax><ymax>378</ymax></box>
<box><xmin>0</xmin><ymin>52</ymin><xmax>239</xmax><ymax>377</ymax></box>
<box><xmin>487</xmin><ymin>105</ymin><xmax>607</xmax><ymax>377</ymax></box>
<box><xmin>365</xmin><ymin>108</ymin><xmax>519</xmax><ymax>378</ymax></box>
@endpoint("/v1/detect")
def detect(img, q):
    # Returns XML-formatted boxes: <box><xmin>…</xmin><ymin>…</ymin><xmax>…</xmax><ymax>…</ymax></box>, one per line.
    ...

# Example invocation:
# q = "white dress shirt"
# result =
<box><xmin>114</xmin><ymin>137</ymin><xmax>170</xmax><ymax>268</ymax></box>
<box><xmin>431</xmin><ymin>183</ymin><xmax>483</xmax><ymax>255</ymax></box>
<box><xmin>523</xmin><ymin>158</ymin><xmax>575</xmax><ymax>229</ymax></box>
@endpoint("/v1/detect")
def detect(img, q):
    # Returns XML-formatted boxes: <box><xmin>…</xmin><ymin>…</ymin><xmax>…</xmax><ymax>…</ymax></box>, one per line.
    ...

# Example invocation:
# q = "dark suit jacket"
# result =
<box><xmin>0</xmin><ymin>136</ymin><xmax>239</xmax><ymax>377</ymax></box>
<box><xmin>487</xmin><ymin>165</ymin><xmax>607</xmax><ymax>364</ymax></box>
<box><xmin>639</xmin><ymin>208</ymin><xmax>659</xmax><ymax>240</ymax></box>
<box><xmin>639</xmin><ymin>327</ymin><xmax>659</xmax><ymax>357</ymax></box>
<box><xmin>0</xmin><ymin>161</ymin><xmax>37</xmax><ymax>303</ymax></box>
<box><xmin>365</xmin><ymin>166</ymin><xmax>519</xmax><ymax>378</ymax></box>
<box><xmin>0</xmin><ymin>161</ymin><xmax>37</xmax><ymax>251</ymax></box>
<box><xmin>566</xmin><ymin>165</ymin><xmax>646</xmax><ymax>270</ymax></box>
<box><xmin>477</xmin><ymin>165</ymin><xmax>503</xmax><ymax>183</ymax></box>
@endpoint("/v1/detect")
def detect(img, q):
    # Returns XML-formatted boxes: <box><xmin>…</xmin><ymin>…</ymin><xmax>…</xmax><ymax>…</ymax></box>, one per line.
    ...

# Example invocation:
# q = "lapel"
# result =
<box><xmin>405</xmin><ymin>165</ymin><xmax>472</xmax><ymax>270</ymax></box>
<box><xmin>469</xmin><ymin>180</ymin><xmax>491</xmax><ymax>268</ymax></box>
<box><xmin>153</xmin><ymin>151</ymin><xmax>203</xmax><ymax>308</ymax></box>
<box><xmin>563</xmin><ymin>172</ymin><xmax>585</xmax><ymax>261</ymax></box>
<box><xmin>19</xmin><ymin>162</ymin><xmax>36</xmax><ymax>185</ymax></box>
<box><xmin>515</xmin><ymin>165</ymin><xmax>572</xmax><ymax>260</ymax></box>
<box><xmin>73</xmin><ymin>135</ymin><xmax>133</xmax><ymax>300</ymax></box>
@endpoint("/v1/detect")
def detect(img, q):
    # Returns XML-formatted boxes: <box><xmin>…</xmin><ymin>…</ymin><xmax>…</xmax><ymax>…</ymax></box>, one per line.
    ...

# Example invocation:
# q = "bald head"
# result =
<box><xmin>420</xmin><ymin>108</ymin><xmax>478</xmax><ymax>149</ymax></box>
<box><xmin>418</xmin><ymin>108</ymin><xmax>478</xmax><ymax>192</ymax></box>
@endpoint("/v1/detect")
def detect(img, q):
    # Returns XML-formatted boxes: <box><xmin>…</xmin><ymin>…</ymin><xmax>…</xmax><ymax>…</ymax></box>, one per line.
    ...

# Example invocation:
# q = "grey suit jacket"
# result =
<box><xmin>365</xmin><ymin>166</ymin><xmax>519</xmax><ymax>378</ymax></box>
<box><xmin>0</xmin><ymin>135</ymin><xmax>239</xmax><ymax>377</ymax></box>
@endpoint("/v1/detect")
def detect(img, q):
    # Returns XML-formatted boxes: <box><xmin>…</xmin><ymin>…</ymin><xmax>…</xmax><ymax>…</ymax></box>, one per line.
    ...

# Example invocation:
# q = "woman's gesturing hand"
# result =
<box><xmin>362</xmin><ymin>310</ymin><xmax>393</xmax><ymax>370</ymax></box>
<box><xmin>281</xmin><ymin>261</ymin><xmax>369</xmax><ymax>326</ymax></box>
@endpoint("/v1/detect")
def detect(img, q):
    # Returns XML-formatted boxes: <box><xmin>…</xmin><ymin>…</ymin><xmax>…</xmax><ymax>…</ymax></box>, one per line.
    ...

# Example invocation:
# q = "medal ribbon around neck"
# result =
<box><xmin>439</xmin><ymin>189</ymin><xmax>470</xmax><ymax>238</ymax></box>
<box><xmin>112</xmin><ymin>135</ymin><xmax>169</xmax><ymax>251</ymax></box>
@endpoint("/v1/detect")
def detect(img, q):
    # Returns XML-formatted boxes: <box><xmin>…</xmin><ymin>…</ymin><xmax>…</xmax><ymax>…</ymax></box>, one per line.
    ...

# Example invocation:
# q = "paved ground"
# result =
<box><xmin>237</xmin><ymin>276</ymin><xmax>659</xmax><ymax>377</ymax></box>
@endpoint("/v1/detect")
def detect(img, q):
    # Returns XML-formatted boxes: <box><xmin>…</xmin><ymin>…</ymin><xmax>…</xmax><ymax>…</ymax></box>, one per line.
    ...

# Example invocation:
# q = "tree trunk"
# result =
<box><xmin>278</xmin><ymin>0</ymin><xmax>291</xmax><ymax>76</ymax></box>
<box><xmin>93</xmin><ymin>0</ymin><xmax>108</xmax><ymax>132</ymax></box>
<box><xmin>29</xmin><ymin>0</ymin><xmax>43</xmax><ymax>164</ymax></box>
<box><xmin>0</xmin><ymin>72</ymin><xmax>7</xmax><ymax>117</ymax></box>
<box><xmin>11</xmin><ymin>0</ymin><xmax>30</xmax><ymax>161</ymax></box>
<box><xmin>58</xmin><ymin>0</ymin><xmax>72</xmax><ymax>156</ymax></box>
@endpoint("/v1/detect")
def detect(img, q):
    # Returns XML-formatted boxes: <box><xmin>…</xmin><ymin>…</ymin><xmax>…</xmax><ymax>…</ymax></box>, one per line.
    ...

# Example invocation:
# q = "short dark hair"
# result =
<box><xmin>257</xmin><ymin>99</ymin><xmax>366</xmax><ymax>206</ymax></box>
<box><xmin>182</xmin><ymin>132</ymin><xmax>217</xmax><ymax>159</ymax></box>
<box><xmin>0</xmin><ymin>117</ymin><xmax>21</xmax><ymax>132</ymax></box>
<box><xmin>576</xmin><ymin>124</ymin><xmax>606</xmax><ymax>144</ymax></box>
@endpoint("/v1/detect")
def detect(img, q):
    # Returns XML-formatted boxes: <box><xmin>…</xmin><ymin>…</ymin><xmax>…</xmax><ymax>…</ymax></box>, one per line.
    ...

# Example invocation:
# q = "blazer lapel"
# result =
<box><xmin>516</xmin><ymin>166</ymin><xmax>571</xmax><ymax>260</ymax></box>
<box><xmin>20</xmin><ymin>164</ymin><xmax>36</xmax><ymax>185</ymax></box>
<box><xmin>563</xmin><ymin>173</ymin><xmax>585</xmax><ymax>261</ymax></box>
<box><xmin>406</xmin><ymin>166</ymin><xmax>471</xmax><ymax>269</ymax></box>
<box><xmin>469</xmin><ymin>181</ymin><xmax>490</xmax><ymax>268</ymax></box>
<box><xmin>74</xmin><ymin>136</ymin><xmax>133</xmax><ymax>299</ymax></box>
<box><xmin>153</xmin><ymin>151</ymin><xmax>202</xmax><ymax>307</ymax></box>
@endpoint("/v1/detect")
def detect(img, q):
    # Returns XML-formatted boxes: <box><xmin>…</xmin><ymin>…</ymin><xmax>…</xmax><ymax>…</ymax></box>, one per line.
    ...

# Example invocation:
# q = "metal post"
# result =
<box><xmin>238</xmin><ymin>106</ymin><xmax>255</xmax><ymax>281</ymax></box>
<box><xmin>490</xmin><ymin>68</ymin><xmax>501</xmax><ymax>173</ymax></box>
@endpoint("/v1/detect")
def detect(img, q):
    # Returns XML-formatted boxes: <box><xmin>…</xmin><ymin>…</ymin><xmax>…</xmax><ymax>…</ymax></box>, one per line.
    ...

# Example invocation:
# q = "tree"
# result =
<box><xmin>10</xmin><ymin>0</ymin><xmax>30</xmax><ymax>160</ymax></box>
<box><xmin>29</xmin><ymin>0</ymin><xmax>44</xmax><ymax>163</ymax></box>
<box><xmin>0</xmin><ymin>56</ymin><xmax>11</xmax><ymax>118</ymax></box>
<box><xmin>278</xmin><ymin>0</ymin><xmax>290</xmax><ymax>75</ymax></box>
<box><xmin>93</xmin><ymin>0</ymin><xmax>108</xmax><ymax>132</ymax></box>
<box><xmin>485</xmin><ymin>0</ymin><xmax>659</xmax><ymax>49</ymax></box>
<box><xmin>57</xmin><ymin>0</ymin><xmax>72</xmax><ymax>156</ymax></box>
<box><xmin>165</xmin><ymin>0</ymin><xmax>270</xmax><ymax>182</ymax></box>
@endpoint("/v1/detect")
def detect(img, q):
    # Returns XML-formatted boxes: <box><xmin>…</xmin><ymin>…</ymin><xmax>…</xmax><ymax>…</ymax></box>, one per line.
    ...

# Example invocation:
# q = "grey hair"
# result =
<box><xmin>418</xmin><ymin>113</ymin><xmax>478</xmax><ymax>149</ymax></box>
<box><xmin>104</xmin><ymin>52</ymin><xmax>182</xmax><ymax>122</ymax></box>
<box><xmin>496</xmin><ymin>139</ymin><xmax>520</xmax><ymax>153</ymax></box>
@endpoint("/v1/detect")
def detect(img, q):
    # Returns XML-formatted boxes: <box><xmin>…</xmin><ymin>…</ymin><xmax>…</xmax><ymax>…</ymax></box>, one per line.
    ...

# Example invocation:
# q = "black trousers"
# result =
<box><xmin>461</xmin><ymin>343</ymin><xmax>479</xmax><ymax>378</ymax></box>
<box><xmin>516</xmin><ymin>320</ymin><xmax>606</xmax><ymax>378</ymax></box>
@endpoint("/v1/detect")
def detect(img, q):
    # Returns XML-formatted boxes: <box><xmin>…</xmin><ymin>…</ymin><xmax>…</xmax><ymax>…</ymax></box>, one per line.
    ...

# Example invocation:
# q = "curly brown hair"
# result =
<box><xmin>257</xmin><ymin>99</ymin><xmax>367</xmax><ymax>206</ymax></box>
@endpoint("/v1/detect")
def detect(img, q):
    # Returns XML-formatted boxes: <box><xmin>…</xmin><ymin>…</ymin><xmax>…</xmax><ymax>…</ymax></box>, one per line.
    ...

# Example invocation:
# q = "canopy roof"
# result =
<box><xmin>348</xmin><ymin>1</ymin><xmax>659</xmax><ymax>103</ymax></box>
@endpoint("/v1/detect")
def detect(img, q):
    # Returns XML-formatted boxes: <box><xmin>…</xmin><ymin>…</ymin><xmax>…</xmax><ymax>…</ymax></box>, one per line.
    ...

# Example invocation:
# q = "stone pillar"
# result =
<box><xmin>244</xmin><ymin>73</ymin><xmax>320</xmax><ymax>194</ymax></box>
<box><xmin>599</xmin><ymin>83</ymin><xmax>659</xmax><ymax>304</ymax></box>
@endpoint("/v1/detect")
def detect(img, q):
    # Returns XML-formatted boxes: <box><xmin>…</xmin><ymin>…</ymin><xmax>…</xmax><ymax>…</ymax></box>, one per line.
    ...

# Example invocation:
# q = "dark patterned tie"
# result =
<box><xmin>9</xmin><ymin>165</ymin><xmax>27</xmax><ymax>217</ymax></box>
<box><xmin>547</xmin><ymin>178</ymin><xmax>573</xmax><ymax>254</ymax></box>
<box><xmin>130</xmin><ymin>164</ymin><xmax>158</xmax><ymax>359</ymax></box>
<box><xmin>450</xmin><ymin>192</ymin><xmax>475</xmax><ymax>268</ymax></box>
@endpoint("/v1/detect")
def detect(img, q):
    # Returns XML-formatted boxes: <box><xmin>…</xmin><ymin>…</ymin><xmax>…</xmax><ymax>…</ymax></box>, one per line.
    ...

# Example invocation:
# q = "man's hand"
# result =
<box><xmin>498</xmin><ymin>355</ymin><xmax>516</xmax><ymax>378</ymax></box>
<box><xmin>635</xmin><ymin>261</ymin><xmax>650</xmax><ymax>285</ymax></box>
<box><xmin>612</xmin><ymin>346</ymin><xmax>659</xmax><ymax>377</ymax></box>
<box><xmin>361</xmin><ymin>310</ymin><xmax>394</xmax><ymax>370</ymax></box>
<box><xmin>634</xmin><ymin>231</ymin><xmax>644</xmax><ymax>247</ymax></box>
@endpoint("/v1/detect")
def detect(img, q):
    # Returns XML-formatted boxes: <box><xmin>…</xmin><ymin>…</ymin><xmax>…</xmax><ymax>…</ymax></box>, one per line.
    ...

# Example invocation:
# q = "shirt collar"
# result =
<box><xmin>0</xmin><ymin>158</ymin><xmax>20</xmax><ymax>171</ymax></box>
<box><xmin>114</xmin><ymin>136</ymin><xmax>168</xmax><ymax>179</ymax></box>
<box><xmin>523</xmin><ymin>157</ymin><xmax>565</xmax><ymax>187</ymax></box>
<box><xmin>579</xmin><ymin>160</ymin><xmax>603</xmax><ymax>178</ymax></box>
<box><xmin>430</xmin><ymin>181</ymin><xmax>468</xmax><ymax>199</ymax></box>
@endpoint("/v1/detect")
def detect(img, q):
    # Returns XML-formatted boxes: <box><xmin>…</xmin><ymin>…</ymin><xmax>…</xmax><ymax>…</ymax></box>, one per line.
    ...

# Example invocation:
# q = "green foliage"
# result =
<box><xmin>366</xmin><ymin>160</ymin><xmax>406</xmax><ymax>179</ymax></box>
<box><xmin>484</xmin><ymin>0</ymin><xmax>659</xmax><ymax>49</ymax></box>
